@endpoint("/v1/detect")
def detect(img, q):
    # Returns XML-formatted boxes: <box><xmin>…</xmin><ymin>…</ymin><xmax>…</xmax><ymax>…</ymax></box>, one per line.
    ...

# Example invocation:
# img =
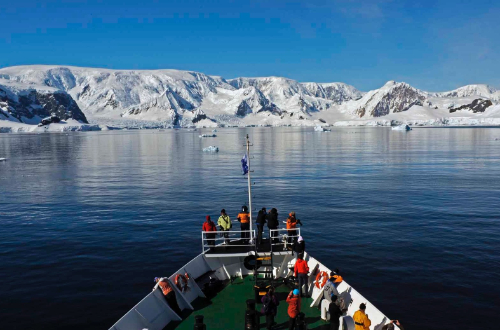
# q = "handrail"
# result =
<box><xmin>269</xmin><ymin>228</ymin><xmax>301</xmax><ymax>253</ymax></box>
<box><xmin>201</xmin><ymin>230</ymin><xmax>256</xmax><ymax>253</ymax></box>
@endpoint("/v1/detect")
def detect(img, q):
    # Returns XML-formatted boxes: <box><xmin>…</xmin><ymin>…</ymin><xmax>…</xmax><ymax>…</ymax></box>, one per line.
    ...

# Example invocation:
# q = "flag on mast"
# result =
<box><xmin>241</xmin><ymin>154</ymin><xmax>249</xmax><ymax>175</ymax></box>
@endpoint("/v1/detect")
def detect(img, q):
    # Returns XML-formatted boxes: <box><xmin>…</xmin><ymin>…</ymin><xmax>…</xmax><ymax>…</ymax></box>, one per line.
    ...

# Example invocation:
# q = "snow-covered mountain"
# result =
<box><xmin>301</xmin><ymin>82</ymin><xmax>363</xmax><ymax>104</ymax></box>
<box><xmin>0</xmin><ymin>65</ymin><xmax>499</xmax><ymax>128</ymax></box>
<box><xmin>0</xmin><ymin>79</ymin><xmax>87</xmax><ymax>124</ymax></box>
<box><xmin>433</xmin><ymin>84</ymin><xmax>500</xmax><ymax>102</ymax></box>
<box><xmin>343</xmin><ymin>81</ymin><xmax>426</xmax><ymax>118</ymax></box>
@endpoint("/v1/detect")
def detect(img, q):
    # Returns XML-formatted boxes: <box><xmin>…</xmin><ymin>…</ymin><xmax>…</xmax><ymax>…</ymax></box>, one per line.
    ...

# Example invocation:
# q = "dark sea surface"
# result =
<box><xmin>1</xmin><ymin>127</ymin><xmax>499</xmax><ymax>330</ymax></box>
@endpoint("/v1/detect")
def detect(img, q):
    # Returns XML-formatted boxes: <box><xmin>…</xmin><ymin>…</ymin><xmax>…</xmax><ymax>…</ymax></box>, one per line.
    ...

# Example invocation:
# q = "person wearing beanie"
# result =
<box><xmin>256</xmin><ymin>207</ymin><xmax>267</xmax><ymax>246</ymax></box>
<box><xmin>286</xmin><ymin>289</ymin><xmax>302</xmax><ymax>330</ymax></box>
<box><xmin>202</xmin><ymin>215</ymin><xmax>217</xmax><ymax>249</ymax></box>
<box><xmin>237</xmin><ymin>205</ymin><xmax>250</xmax><ymax>243</ymax></box>
<box><xmin>217</xmin><ymin>209</ymin><xmax>231</xmax><ymax>245</ymax></box>
<box><xmin>321</xmin><ymin>271</ymin><xmax>340</xmax><ymax>321</ymax></box>
<box><xmin>353</xmin><ymin>303</ymin><xmax>371</xmax><ymax>330</ymax></box>
<box><xmin>266</xmin><ymin>208</ymin><xmax>279</xmax><ymax>243</ymax></box>
<box><xmin>293</xmin><ymin>236</ymin><xmax>305</xmax><ymax>255</ymax></box>
<box><xmin>261</xmin><ymin>286</ymin><xmax>279</xmax><ymax>330</ymax></box>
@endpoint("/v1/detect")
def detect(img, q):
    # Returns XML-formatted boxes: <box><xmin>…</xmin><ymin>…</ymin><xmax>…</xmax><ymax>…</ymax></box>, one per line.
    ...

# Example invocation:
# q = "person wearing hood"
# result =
<box><xmin>202</xmin><ymin>215</ymin><xmax>217</xmax><ymax>249</ymax></box>
<box><xmin>261</xmin><ymin>286</ymin><xmax>279</xmax><ymax>329</ymax></box>
<box><xmin>218</xmin><ymin>209</ymin><xmax>231</xmax><ymax>245</ymax></box>
<box><xmin>293</xmin><ymin>236</ymin><xmax>305</xmax><ymax>255</ymax></box>
<box><xmin>256</xmin><ymin>208</ymin><xmax>267</xmax><ymax>245</ymax></box>
<box><xmin>286</xmin><ymin>289</ymin><xmax>301</xmax><ymax>330</ymax></box>
<box><xmin>266</xmin><ymin>208</ymin><xmax>279</xmax><ymax>243</ymax></box>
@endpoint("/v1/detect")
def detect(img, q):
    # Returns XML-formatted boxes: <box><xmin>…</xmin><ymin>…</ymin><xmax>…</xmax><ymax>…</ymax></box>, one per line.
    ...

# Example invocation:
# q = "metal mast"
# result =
<box><xmin>246</xmin><ymin>134</ymin><xmax>253</xmax><ymax>241</ymax></box>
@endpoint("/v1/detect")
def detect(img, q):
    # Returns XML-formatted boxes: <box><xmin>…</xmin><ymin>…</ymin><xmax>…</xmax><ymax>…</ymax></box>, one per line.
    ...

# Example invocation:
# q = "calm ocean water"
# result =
<box><xmin>1</xmin><ymin>127</ymin><xmax>499</xmax><ymax>330</ymax></box>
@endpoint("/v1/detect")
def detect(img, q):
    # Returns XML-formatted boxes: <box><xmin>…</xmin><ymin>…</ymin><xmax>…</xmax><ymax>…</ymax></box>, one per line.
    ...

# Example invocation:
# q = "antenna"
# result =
<box><xmin>246</xmin><ymin>134</ymin><xmax>253</xmax><ymax>239</ymax></box>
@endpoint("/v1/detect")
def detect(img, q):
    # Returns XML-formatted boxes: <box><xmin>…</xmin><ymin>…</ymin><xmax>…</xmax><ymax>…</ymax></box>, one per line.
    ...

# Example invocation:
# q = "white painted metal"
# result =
<box><xmin>110</xmin><ymin>247</ymin><xmax>399</xmax><ymax>330</ymax></box>
<box><xmin>201</xmin><ymin>230</ymin><xmax>256</xmax><ymax>253</ymax></box>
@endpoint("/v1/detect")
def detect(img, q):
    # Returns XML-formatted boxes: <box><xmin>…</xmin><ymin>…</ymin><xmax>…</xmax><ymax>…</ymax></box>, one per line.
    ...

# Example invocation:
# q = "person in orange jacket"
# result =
<box><xmin>294</xmin><ymin>253</ymin><xmax>309</xmax><ymax>297</ymax></box>
<box><xmin>202</xmin><ymin>215</ymin><xmax>217</xmax><ymax>249</ymax></box>
<box><xmin>286</xmin><ymin>289</ymin><xmax>301</xmax><ymax>330</ymax></box>
<box><xmin>332</xmin><ymin>268</ymin><xmax>343</xmax><ymax>288</ymax></box>
<box><xmin>353</xmin><ymin>303</ymin><xmax>371</xmax><ymax>330</ymax></box>
<box><xmin>154</xmin><ymin>277</ymin><xmax>182</xmax><ymax>316</ymax></box>
<box><xmin>237</xmin><ymin>205</ymin><xmax>250</xmax><ymax>243</ymax></box>
<box><xmin>286</xmin><ymin>212</ymin><xmax>303</xmax><ymax>244</ymax></box>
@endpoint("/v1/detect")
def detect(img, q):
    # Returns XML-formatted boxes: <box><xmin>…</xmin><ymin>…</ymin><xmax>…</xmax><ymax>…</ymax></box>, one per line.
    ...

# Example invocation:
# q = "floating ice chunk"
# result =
<box><xmin>203</xmin><ymin>146</ymin><xmax>219</xmax><ymax>152</ymax></box>
<box><xmin>212</xmin><ymin>129</ymin><xmax>217</xmax><ymax>132</ymax></box>
<box><xmin>314</xmin><ymin>125</ymin><xmax>330</xmax><ymax>132</ymax></box>
<box><xmin>392</xmin><ymin>124</ymin><xmax>412</xmax><ymax>131</ymax></box>
<box><xmin>199</xmin><ymin>134</ymin><xmax>217</xmax><ymax>138</ymax></box>
<box><xmin>0</xmin><ymin>158</ymin><xmax>6</xmax><ymax>161</ymax></box>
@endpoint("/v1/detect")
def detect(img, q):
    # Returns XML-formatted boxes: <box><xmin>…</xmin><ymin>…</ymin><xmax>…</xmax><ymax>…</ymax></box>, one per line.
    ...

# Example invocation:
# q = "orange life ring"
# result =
<box><xmin>315</xmin><ymin>271</ymin><xmax>328</xmax><ymax>289</ymax></box>
<box><xmin>174</xmin><ymin>273</ymin><xmax>190</xmax><ymax>292</ymax></box>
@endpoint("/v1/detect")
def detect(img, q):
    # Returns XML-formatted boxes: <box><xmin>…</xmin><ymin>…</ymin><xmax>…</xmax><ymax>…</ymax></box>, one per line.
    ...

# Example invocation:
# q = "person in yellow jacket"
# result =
<box><xmin>353</xmin><ymin>303</ymin><xmax>371</xmax><ymax>330</ymax></box>
<box><xmin>218</xmin><ymin>209</ymin><xmax>232</xmax><ymax>245</ymax></box>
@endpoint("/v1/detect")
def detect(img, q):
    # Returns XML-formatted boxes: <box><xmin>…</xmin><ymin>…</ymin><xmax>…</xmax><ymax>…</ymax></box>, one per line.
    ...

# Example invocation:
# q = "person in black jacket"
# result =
<box><xmin>329</xmin><ymin>300</ymin><xmax>343</xmax><ymax>330</ymax></box>
<box><xmin>266</xmin><ymin>208</ymin><xmax>279</xmax><ymax>243</ymax></box>
<box><xmin>256</xmin><ymin>208</ymin><xmax>267</xmax><ymax>245</ymax></box>
<box><xmin>293</xmin><ymin>236</ymin><xmax>305</xmax><ymax>255</ymax></box>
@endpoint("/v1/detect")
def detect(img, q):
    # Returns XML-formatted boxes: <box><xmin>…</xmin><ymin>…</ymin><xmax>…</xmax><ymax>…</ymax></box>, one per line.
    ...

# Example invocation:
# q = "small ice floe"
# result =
<box><xmin>392</xmin><ymin>124</ymin><xmax>412</xmax><ymax>131</ymax></box>
<box><xmin>199</xmin><ymin>134</ymin><xmax>217</xmax><ymax>138</ymax></box>
<box><xmin>212</xmin><ymin>129</ymin><xmax>218</xmax><ymax>133</ymax></box>
<box><xmin>0</xmin><ymin>158</ymin><xmax>7</xmax><ymax>161</ymax></box>
<box><xmin>314</xmin><ymin>125</ymin><xmax>331</xmax><ymax>132</ymax></box>
<box><xmin>203</xmin><ymin>146</ymin><xmax>219</xmax><ymax>152</ymax></box>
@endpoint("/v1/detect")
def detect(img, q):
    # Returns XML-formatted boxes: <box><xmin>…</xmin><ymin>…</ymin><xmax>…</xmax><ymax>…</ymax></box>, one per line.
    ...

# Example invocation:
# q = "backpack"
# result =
<box><xmin>335</xmin><ymin>295</ymin><xmax>347</xmax><ymax>312</ymax></box>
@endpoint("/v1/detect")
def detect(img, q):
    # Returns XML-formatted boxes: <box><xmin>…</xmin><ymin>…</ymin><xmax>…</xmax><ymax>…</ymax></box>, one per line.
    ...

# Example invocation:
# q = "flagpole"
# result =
<box><xmin>246</xmin><ymin>134</ymin><xmax>253</xmax><ymax>242</ymax></box>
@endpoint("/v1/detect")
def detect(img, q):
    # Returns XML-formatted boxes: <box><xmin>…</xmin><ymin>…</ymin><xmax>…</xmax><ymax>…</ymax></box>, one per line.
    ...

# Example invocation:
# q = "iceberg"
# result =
<box><xmin>392</xmin><ymin>124</ymin><xmax>412</xmax><ymax>131</ymax></box>
<box><xmin>199</xmin><ymin>134</ymin><xmax>217</xmax><ymax>138</ymax></box>
<box><xmin>314</xmin><ymin>125</ymin><xmax>331</xmax><ymax>132</ymax></box>
<box><xmin>0</xmin><ymin>158</ymin><xmax>6</xmax><ymax>161</ymax></box>
<box><xmin>202</xmin><ymin>146</ymin><xmax>219</xmax><ymax>152</ymax></box>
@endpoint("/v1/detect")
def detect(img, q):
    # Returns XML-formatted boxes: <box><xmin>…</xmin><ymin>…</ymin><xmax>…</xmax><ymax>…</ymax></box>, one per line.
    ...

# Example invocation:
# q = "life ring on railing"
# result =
<box><xmin>175</xmin><ymin>273</ymin><xmax>190</xmax><ymax>292</ymax></box>
<box><xmin>315</xmin><ymin>271</ymin><xmax>328</xmax><ymax>289</ymax></box>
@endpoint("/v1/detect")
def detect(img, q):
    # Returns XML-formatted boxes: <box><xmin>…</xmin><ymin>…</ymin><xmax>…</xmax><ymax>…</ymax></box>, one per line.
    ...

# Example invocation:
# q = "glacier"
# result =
<box><xmin>0</xmin><ymin>65</ymin><xmax>499</xmax><ymax>131</ymax></box>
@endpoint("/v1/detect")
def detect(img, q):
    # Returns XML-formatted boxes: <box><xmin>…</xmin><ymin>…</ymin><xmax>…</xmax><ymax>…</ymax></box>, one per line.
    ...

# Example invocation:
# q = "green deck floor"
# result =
<box><xmin>167</xmin><ymin>276</ymin><xmax>330</xmax><ymax>330</ymax></box>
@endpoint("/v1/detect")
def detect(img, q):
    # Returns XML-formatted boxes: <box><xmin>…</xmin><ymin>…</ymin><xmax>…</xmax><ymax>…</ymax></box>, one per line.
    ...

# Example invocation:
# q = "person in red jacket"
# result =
<box><xmin>286</xmin><ymin>289</ymin><xmax>301</xmax><ymax>330</ymax></box>
<box><xmin>202</xmin><ymin>215</ymin><xmax>217</xmax><ymax>249</ymax></box>
<box><xmin>294</xmin><ymin>253</ymin><xmax>309</xmax><ymax>297</ymax></box>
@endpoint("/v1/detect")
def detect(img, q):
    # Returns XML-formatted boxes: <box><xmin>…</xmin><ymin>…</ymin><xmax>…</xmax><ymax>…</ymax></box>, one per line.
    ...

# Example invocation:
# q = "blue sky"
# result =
<box><xmin>0</xmin><ymin>0</ymin><xmax>499</xmax><ymax>91</ymax></box>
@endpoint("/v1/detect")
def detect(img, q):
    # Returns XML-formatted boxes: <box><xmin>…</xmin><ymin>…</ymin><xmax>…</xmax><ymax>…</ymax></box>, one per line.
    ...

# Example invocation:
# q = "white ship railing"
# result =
<box><xmin>269</xmin><ymin>228</ymin><xmax>301</xmax><ymax>252</ymax></box>
<box><xmin>201</xmin><ymin>230</ymin><xmax>256</xmax><ymax>253</ymax></box>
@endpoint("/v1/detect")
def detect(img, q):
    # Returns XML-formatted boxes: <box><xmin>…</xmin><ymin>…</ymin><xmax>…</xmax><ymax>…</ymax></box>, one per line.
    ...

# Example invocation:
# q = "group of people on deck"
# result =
<box><xmin>202</xmin><ymin>206</ymin><xmax>303</xmax><ymax>248</ymax></box>
<box><xmin>259</xmin><ymin>255</ymin><xmax>345</xmax><ymax>330</ymax></box>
